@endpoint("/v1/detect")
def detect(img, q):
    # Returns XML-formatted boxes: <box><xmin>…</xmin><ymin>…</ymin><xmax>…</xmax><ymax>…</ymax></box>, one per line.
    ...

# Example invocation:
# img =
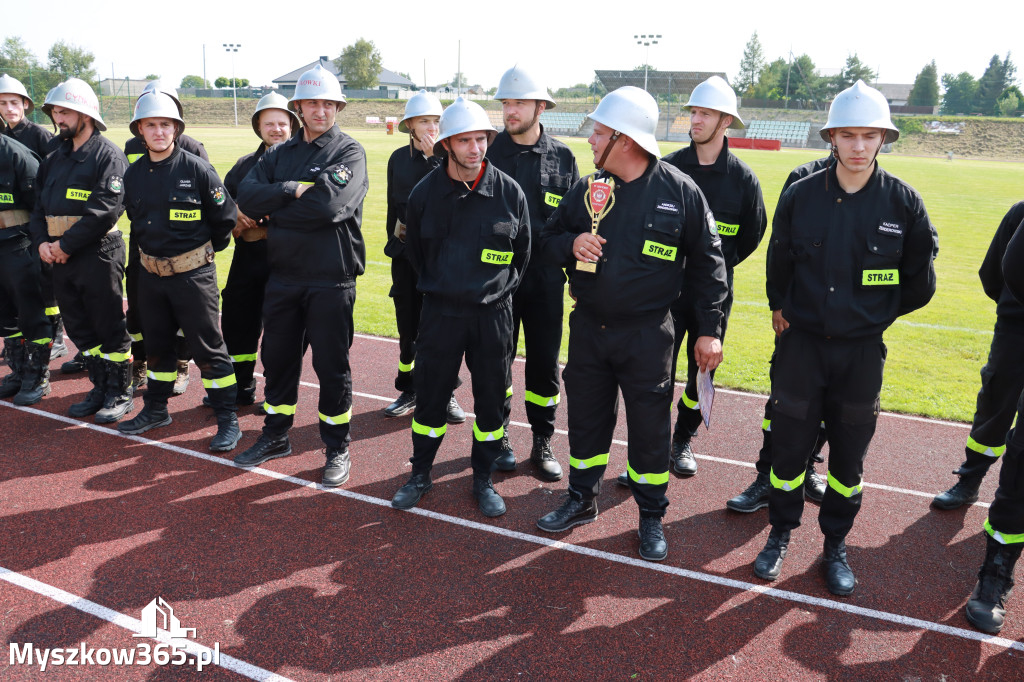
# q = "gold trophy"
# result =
<box><xmin>579</xmin><ymin>175</ymin><xmax>616</xmax><ymax>273</ymax></box>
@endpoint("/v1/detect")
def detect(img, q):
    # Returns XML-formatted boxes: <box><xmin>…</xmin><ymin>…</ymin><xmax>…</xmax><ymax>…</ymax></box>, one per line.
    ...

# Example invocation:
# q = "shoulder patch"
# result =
<box><xmin>706</xmin><ymin>211</ymin><xmax>718</xmax><ymax>236</ymax></box>
<box><xmin>329</xmin><ymin>164</ymin><xmax>353</xmax><ymax>187</ymax></box>
<box><xmin>211</xmin><ymin>187</ymin><xmax>226</xmax><ymax>205</ymax></box>
<box><xmin>108</xmin><ymin>175</ymin><xmax>123</xmax><ymax>194</ymax></box>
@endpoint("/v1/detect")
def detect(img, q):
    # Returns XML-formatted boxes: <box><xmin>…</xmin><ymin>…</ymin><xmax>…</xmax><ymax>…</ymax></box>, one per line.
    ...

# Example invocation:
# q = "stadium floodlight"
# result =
<box><xmin>223</xmin><ymin>43</ymin><xmax>242</xmax><ymax>126</ymax></box>
<box><xmin>633</xmin><ymin>34</ymin><xmax>661</xmax><ymax>93</ymax></box>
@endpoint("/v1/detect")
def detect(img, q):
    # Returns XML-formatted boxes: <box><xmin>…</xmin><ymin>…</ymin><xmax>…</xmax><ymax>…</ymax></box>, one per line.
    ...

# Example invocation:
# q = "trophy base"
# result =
<box><xmin>576</xmin><ymin>261</ymin><xmax>597</xmax><ymax>273</ymax></box>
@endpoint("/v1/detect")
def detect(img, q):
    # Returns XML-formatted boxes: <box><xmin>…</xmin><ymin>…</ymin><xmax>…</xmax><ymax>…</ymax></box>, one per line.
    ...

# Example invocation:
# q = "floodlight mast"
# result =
<box><xmin>634</xmin><ymin>34</ymin><xmax>661</xmax><ymax>92</ymax></box>
<box><xmin>223</xmin><ymin>43</ymin><xmax>241</xmax><ymax>126</ymax></box>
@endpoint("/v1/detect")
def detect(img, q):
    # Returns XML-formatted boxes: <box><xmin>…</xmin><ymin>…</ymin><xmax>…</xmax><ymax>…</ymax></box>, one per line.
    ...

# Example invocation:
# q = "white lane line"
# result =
<box><xmin>0</xmin><ymin>566</ymin><xmax>292</xmax><ymax>681</ymax></box>
<box><xmin>0</xmin><ymin>401</ymin><xmax>1012</xmax><ymax>653</ymax></box>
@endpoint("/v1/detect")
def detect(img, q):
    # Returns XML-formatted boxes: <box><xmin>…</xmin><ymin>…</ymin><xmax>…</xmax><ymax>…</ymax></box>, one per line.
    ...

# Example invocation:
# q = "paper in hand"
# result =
<box><xmin>697</xmin><ymin>368</ymin><xmax>715</xmax><ymax>429</ymax></box>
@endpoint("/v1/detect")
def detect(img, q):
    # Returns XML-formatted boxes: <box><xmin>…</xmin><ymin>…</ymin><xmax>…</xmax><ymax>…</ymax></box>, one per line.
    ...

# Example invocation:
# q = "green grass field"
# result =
<box><xmin>103</xmin><ymin>126</ymin><xmax>1024</xmax><ymax>423</ymax></box>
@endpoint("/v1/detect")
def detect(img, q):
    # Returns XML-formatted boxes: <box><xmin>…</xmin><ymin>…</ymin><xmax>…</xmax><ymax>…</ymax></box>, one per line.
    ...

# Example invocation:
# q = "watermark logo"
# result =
<box><xmin>135</xmin><ymin>597</ymin><xmax>196</xmax><ymax>638</ymax></box>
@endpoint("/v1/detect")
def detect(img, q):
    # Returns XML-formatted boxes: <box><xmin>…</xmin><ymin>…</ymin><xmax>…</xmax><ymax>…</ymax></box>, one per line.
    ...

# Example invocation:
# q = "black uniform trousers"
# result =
<box><xmin>410</xmin><ymin>296</ymin><xmax>512</xmax><ymax>477</ymax></box>
<box><xmin>126</xmin><ymin>235</ymin><xmax>190</xmax><ymax>362</ymax></box>
<box><xmin>503</xmin><ymin>270</ymin><xmax>564</xmax><ymax>438</ymax></box>
<box><xmin>260</xmin><ymin>277</ymin><xmax>355</xmax><ymax>450</ymax></box>
<box><xmin>958</xmin><ymin>325</ymin><xmax>1024</xmax><ymax>479</ymax></box>
<box><xmin>52</xmin><ymin>233</ymin><xmax>131</xmax><ymax>359</ymax></box>
<box><xmin>220</xmin><ymin>239</ymin><xmax>270</xmax><ymax>391</ymax></box>
<box><xmin>0</xmin><ymin>235</ymin><xmax>49</xmax><ymax>341</ymax></box>
<box><xmin>986</xmin><ymin>387</ymin><xmax>1024</xmax><ymax>542</ymax></box>
<box><xmin>564</xmin><ymin>310</ymin><xmax>675</xmax><ymax>518</ymax></box>
<box><xmin>138</xmin><ymin>263</ymin><xmax>235</xmax><ymax>409</ymax></box>
<box><xmin>389</xmin><ymin>255</ymin><xmax>421</xmax><ymax>393</ymax></box>
<box><xmin>768</xmin><ymin>328</ymin><xmax>886</xmax><ymax>541</ymax></box>
<box><xmin>39</xmin><ymin>261</ymin><xmax>60</xmax><ymax>332</ymax></box>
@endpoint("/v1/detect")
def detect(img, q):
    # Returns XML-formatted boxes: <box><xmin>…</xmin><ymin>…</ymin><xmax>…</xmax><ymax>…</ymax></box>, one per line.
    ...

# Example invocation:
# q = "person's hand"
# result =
<box><xmin>50</xmin><ymin>242</ymin><xmax>70</xmax><ymax>264</ymax></box>
<box><xmin>573</xmin><ymin>233</ymin><xmax>606</xmax><ymax>262</ymax></box>
<box><xmin>772</xmin><ymin>309</ymin><xmax>789</xmax><ymax>336</ymax></box>
<box><xmin>694</xmin><ymin>336</ymin><xmax>723</xmax><ymax>372</ymax></box>
<box><xmin>295</xmin><ymin>183</ymin><xmax>311</xmax><ymax>198</ymax></box>
<box><xmin>415</xmin><ymin>132</ymin><xmax>436</xmax><ymax>156</ymax></box>
<box><xmin>39</xmin><ymin>242</ymin><xmax>55</xmax><ymax>264</ymax></box>
<box><xmin>232</xmin><ymin>211</ymin><xmax>258</xmax><ymax>238</ymax></box>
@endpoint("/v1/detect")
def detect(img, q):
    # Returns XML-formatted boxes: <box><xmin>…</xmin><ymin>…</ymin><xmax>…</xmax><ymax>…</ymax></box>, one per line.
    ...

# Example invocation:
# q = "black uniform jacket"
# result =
<box><xmin>405</xmin><ymin>160</ymin><xmax>530</xmax><ymax>309</ymax></box>
<box><xmin>29</xmin><ymin>129</ymin><xmax>128</xmax><ymax>255</ymax></box>
<box><xmin>1003</xmin><ymin>212</ymin><xmax>1024</xmax><ymax>305</ymax></box>
<box><xmin>124</xmin><ymin>145</ymin><xmax>236</xmax><ymax>258</ymax></box>
<box><xmin>661</xmin><ymin>136</ymin><xmax>765</xmax><ymax>270</ymax></box>
<box><xmin>237</xmin><ymin>125</ymin><xmax>368</xmax><ymax>288</ymax></box>
<box><xmin>3</xmin><ymin>118</ymin><xmax>57</xmax><ymax>159</ymax></box>
<box><xmin>540</xmin><ymin>159</ymin><xmax>728</xmax><ymax>336</ymax></box>
<box><xmin>768</xmin><ymin>163</ymin><xmax>939</xmax><ymax>339</ymax></box>
<box><xmin>384</xmin><ymin>142</ymin><xmax>440</xmax><ymax>260</ymax></box>
<box><xmin>487</xmin><ymin>126</ymin><xmax>580</xmax><ymax>283</ymax></box>
<box><xmin>980</xmin><ymin>201</ymin><xmax>1024</xmax><ymax>331</ymax></box>
<box><xmin>0</xmin><ymin>134</ymin><xmax>39</xmax><ymax>242</ymax></box>
<box><xmin>224</xmin><ymin>143</ymin><xmax>265</xmax><ymax>201</ymax></box>
<box><xmin>124</xmin><ymin>133</ymin><xmax>208</xmax><ymax>164</ymax></box>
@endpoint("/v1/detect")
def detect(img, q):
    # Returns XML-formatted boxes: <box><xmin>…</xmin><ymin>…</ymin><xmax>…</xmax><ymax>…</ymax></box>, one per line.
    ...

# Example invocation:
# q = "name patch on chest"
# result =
<box><xmin>0</xmin><ymin>192</ymin><xmax>13</xmax><ymax>204</ymax></box>
<box><xmin>655</xmin><ymin>200</ymin><xmax>680</xmax><ymax>215</ymax></box>
<box><xmin>862</xmin><ymin>269</ymin><xmax>899</xmax><ymax>285</ymax></box>
<box><xmin>66</xmin><ymin>188</ymin><xmax>91</xmax><ymax>201</ymax></box>
<box><xmin>170</xmin><ymin>209</ymin><xmax>202</xmax><ymax>221</ymax></box>
<box><xmin>177</xmin><ymin>179</ymin><xmax>194</xmax><ymax>190</ymax></box>
<box><xmin>878</xmin><ymin>220</ymin><xmax>904</xmax><ymax>236</ymax></box>
<box><xmin>481</xmin><ymin>249</ymin><xmax>512</xmax><ymax>265</ymax></box>
<box><xmin>643</xmin><ymin>240</ymin><xmax>677</xmax><ymax>261</ymax></box>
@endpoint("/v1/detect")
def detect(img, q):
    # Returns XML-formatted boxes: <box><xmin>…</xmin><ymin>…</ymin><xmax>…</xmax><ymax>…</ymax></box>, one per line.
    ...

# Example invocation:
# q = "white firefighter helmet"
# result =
<box><xmin>588</xmin><ymin>86</ymin><xmax>660</xmax><ymax>158</ymax></box>
<box><xmin>289</xmin><ymin>62</ymin><xmax>346</xmax><ymax>113</ymax></box>
<box><xmin>129</xmin><ymin>91</ymin><xmax>184</xmax><ymax>137</ymax></box>
<box><xmin>0</xmin><ymin>73</ymin><xmax>33</xmax><ymax>115</ymax></box>
<box><xmin>42</xmin><ymin>78</ymin><xmax>106</xmax><ymax>131</ymax></box>
<box><xmin>251</xmin><ymin>91</ymin><xmax>300</xmax><ymax>138</ymax></box>
<box><xmin>819</xmin><ymin>80</ymin><xmax>899</xmax><ymax>143</ymax></box>
<box><xmin>494</xmin><ymin>65</ymin><xmax>556</xmax><ymax>109</ymax></box>
<box><xmin>685</xmin><ymin>75</ymin><xmax>744</xmax><ymax>129</ymax></box>
<box><xmin>433</xmin><ymin>96</ymin><xmax>496</xmax><ymax>155</ymax></box>
<box><xmin>139</xmin><ymin>80</ymin><xmax>183</xmax><ymax>117</ymax></box>
<box><xmin>399</xmin><ymin>90</ymin><xmax>443</xmax><ymax>133</ymax></box>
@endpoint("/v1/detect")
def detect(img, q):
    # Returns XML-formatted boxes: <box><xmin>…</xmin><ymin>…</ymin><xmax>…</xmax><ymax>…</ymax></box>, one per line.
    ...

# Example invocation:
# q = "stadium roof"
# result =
<box><xmin>273</xmin><ymin>58</ymin><xmax>415</xmax><ymax>89</ymax></box>
<box><xmin>595</xmin><ymin>70</ymin><xmax>728</xmax><ymax>96</ymax></box>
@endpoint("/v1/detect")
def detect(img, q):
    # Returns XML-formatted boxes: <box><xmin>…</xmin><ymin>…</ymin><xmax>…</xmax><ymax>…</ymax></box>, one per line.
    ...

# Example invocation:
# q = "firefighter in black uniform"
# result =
<box><xmin>962</xmin><ymin>224</ymin><xmax>1024</xmax><ymax>634</ymax></box>
<box><xmin>0</xmin><ymin>134</ymin><xmax>52</xmax><ymax>405</ymax></box>
<box><xmin>115</xmin><ymin>92</ymin><xmax>240</xmax><ymax>451</ymax></box>
<box><xmin>535</xmin><ymin>87</ymin><xmax>729</xmax><ymax>561</ymax></box>
<box><xmin>1</xmin><ymin>73</ymin><xmax>68</xmax><ymax>364</ymax></box>
<box><xmin>234</xmin><ymin>63</ymin><xmax>368</xmax><ymax>488</ymax></box>
<box><xmin>123</xmin><ymin>81</ymin><xmax>209</xmax><ymax>394</ymax></box>
<box><xmin>726</xmin><ymin>155</ymin><xmax>835</xmax><ymax>514</ymax></box>
<box><xmin>389</xmin><ymin>97</ymin><xmax>530</xmax><ymax>517</ymax></box>
<box><xmin>29</xmin><ymin>78</ymin><xmax>134</xmax><ymax>424</ymax></box>
<box><xmin>488</xmin><ymin>65</ymin><xmax>580</xmax><ymax>482</ymax></box>
<box><xmin>932</xmin><ymin>201</ymin><xmax>1024</xmax><ymax>510</ymax></box>
<box><xmin>218</xmin><ymin>92</ymin><xmax>300</xmax><ymax>407</ymax></box>
<box><xmin>382</xmin><ymin>90</ymin><xmax>464</xmax><ymax>424</ymax></box>
<box><xmin>754</xmin><ymin>81</ymin><xmax>938</xmax><ymax>595</ymax></box>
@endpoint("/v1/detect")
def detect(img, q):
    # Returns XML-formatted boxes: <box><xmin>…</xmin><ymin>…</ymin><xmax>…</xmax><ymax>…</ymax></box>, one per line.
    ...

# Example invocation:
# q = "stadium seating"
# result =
<box><xmin>744</xmin><ymin>120</ymin><xmax>812</xmax><ymax>147</ymax></box>
<box><xmin>539</xmin><ymin>111</ymin><xmax>587</xmax><ymax>135</ymax></box>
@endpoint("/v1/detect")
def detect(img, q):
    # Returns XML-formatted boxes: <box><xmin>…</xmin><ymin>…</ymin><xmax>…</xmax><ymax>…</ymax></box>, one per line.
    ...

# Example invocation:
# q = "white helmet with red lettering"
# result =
<box><xmin>433</xmin><ymin>97</ymin><xmax>496</xmax><ymax>155</ymax></box>
<box><xmin>820</xmin><ymin>80</ymin><xmax>899</xmax><ymax>143</ymax></box>
<box><xmin>289</xmin><ymin>62</ymin><xmax>346</xmax><ymax>113</ymax></box>
<box><xmin>0</xmin><ymin>73</ymin><xmax>34</xmax><ymax>115</ymax></box>
<box><xmin>589</xmin><ymin>86</ymin><xmax>660</xmax><ymax>158</ymax></box>
<box><xmin>42</xmin><ymin>78</ymin><xmax>106</xmax><ymax>131</ymax></box>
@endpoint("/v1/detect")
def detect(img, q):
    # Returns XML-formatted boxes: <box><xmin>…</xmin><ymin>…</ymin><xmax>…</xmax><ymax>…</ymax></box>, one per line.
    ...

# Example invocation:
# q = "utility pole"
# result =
<box><xmin>223</xmin><ymin>43</ymin><xmax>241</xmax><ymax>126</ymax></box>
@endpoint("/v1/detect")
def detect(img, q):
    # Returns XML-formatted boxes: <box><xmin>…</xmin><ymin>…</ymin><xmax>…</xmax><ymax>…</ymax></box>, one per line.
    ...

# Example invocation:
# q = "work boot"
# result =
<box><xmin>392</xmin><ymin>472</ymin><xmax>432</xmax><ymax>509</ymax></box>
<box><xmin>209</xmin><ymin>410</ymin><xmax>242</xmax><ymax>452</ymax></box>
<box><xmin>61</xmin><ymin>351</ymin><xmax>86</xmax><ymax>374</ymax></box>
<box><xmin>95</xmin><ymin>359</ymin><xmax>135</xmax><ymax>424</ymax></box>
<box><xmin>932</xmin><ymin>474</ymin><xmax>983</xmax><ymax>510</ymax></box>
<box><xmin>822</xmin><ymin>538</ymin><xmax>857</xmax><ymax>596</ymax></box>
<box><xmin>383</xmin><ymin>390</ymin><xmax>416</xmax><ymax>417</ymax></box>
<box><xmin>131</xmin><ymin>357</ymin><xmax>148</xmax><ymax>390</ymax></box>
<box><xmin>537</xmin><ymin>493</ymin><xmax>598</xmax><ymax>532</ymax></box>
<box><xmin>172</xmin><ymin>359</ymin><xmax>190</xmax><ymax>396</ymax></box>
<box><xmin>472</xmin><ymin>474</ymin><xmax>506</xmax><ymax>517</ymax></box>
<box><xmin>804</xmin><ymin>463</ymin><xmax>826</xmax><ymax>503</ymax></box>
<box><xmin>965</xmin><ymin>535</ymin><xmax>1022</xmax><ymax>634</ymax></box>
<box><xmin>530</xmin><ymin>434</ymin><xmax>563</xmax><ymax>481</ymax></box>
<box><xmin>494</xmin><ymin>431</ymin><xmax>516</xmax><ymax>471</ymax></box>
<box><xmin>754</xmin><ymin>528</ymin><xmax>791</xmax><ymax>581</ymax></box>
<box><xmin>638</xmin><ymin>516</ymin><xmax>668</xmax><ymax>561</ymax></box>
<box><xmin>118</xmin><ymin>403</ymin><xmax>172</xmax><ymax>435</ymax></box>
<box><xmin>446</xmin><ymin>393</ymin><xmax>466</xmax><ymax>424</ymax></box>
<box><xmin>671</xmin><ymin>438</ymin><xmax>697</xmax><ymax>476</ymax></box>
<box><xmin>321</xmin><ymin>448</ymin><xmax>350</xmax><ymax>487</ymax></box>
<box><xmin>233</xmin><ymin>433</ymin><xmax>291</xmax><ymax>467</ymax></box>
<box><xmin>727</xmin><ymin>472</ymin><xmax>771</xmax><ymax>513</ymax></box>
<box><xmin>68</xmin><ymin>356</ymin><xmax>107</xmax><ymax>417</ymax></box>
<box><xmin>50</xmin><ymin>317</ymin><xmax>68</xmax><ymax>360</ymax></box>
<box><xmin>0</xmin><ymin>337</ymin><xmax>25</xmax><ymax>399</ymax></box>
<box><xmin>13</xmin><ymin>341</ymin><xmax>51</xmax><ymax>406</ymax></box>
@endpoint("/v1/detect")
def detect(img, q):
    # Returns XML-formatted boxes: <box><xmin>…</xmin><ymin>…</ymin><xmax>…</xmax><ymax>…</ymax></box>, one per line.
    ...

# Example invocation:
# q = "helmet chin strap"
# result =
<box><xmin>829</xmin><ymin>129</ymin><xmax>886</xmax><ymax>172</ymax></box>
<box><xmin>595</xmin><ymin>131</ymin><xmax>621</xmax><ymax>170</ymax></box>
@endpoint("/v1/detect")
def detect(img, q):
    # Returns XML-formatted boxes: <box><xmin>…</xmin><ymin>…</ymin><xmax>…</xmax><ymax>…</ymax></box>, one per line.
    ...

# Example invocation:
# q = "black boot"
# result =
<box><xmin>61</xmin><ymin>351</ymin><xmax>87</xmax><ymax>374</ymax></box>
<box><xmin>392</xmin><ymin>471</ymin><xmax>432</xmax><ymax>509</ymax></box>
<box><xmin>965</xmin><ymin>534</ymin><xmax>1022</xmax><ymax>634</ymax></box>
<box><xmin>638</xmin><ymin>516</ymin><xmax>668</xmax><ymax>561</ymax></box>
<box><xmin>933</xmin><ymin>474</ymin><xmax>983</xmax><ymax>510</ymax></box>
<box><xmin>234</xmin><ymin>433</ymin><xmax>291</xmax><ymax>467</ymax></box>
<box><xmin>494</xmin><ymin>431</ymin><xmax>516</xmax><ymax>471</ymax></box>
<box><xmin>822</xmin><ymin>538</ymin><xmax>857</xmax><ymax>596</ymax></box>
<box><xmin>472</xmin><ymin>474</ymin><xmax>506</xmax><ymax>517</ymax></box>
<box><xmin>0</xmin><ymin>337</ymin><xmax>25</xmax><ymax>399</ymax></box>
<box><xmin>13</xmin><ymin>341</ymin><xmax>51</xmax><ymax>406</ymax></box>
<box><xmin>671</xmin><ymin>438</ymin><xmax>697</xmax><ymax>476</ymax></box>
<box><xmin>68</xmin><ymin>356</ymin><xmax>107</xmax><ymax>417</ymax></box>
<box><xmin>95</xmin><ymin>358</ymin><xmax>135</xmax><ymax>424</ymax></box>
<box><xmin>210</xmin><ymin>410</ymin><xmax>242</xmax><ymax>452</ymax></box>
<box><xmin>804</xmin><ymin>463</ymin><xmax>826</xmax><ymax>503</ymax></box>
<box><xmin>383</xmin><ymin>390</ymin><xmax>416</xmax><ymax>417</ymax></box>
<box><xmin>727</xmin><ymin>472</ymin><xmax>771</xmax><ymax>513</ymax></box>
<box><xmin>49</xmin><ymin>316</ymin><xmax>68</xmax><ymax>360</ymax></box>
<box><xmin>118</xmin><ymin>402</ymin><xmax>172</xmax><ymax>435</ymax></box>
<box><xmin>530</xmin><ymin>434</ymin><xmax>563</xmax><ymax>481</ymax></box>
<box><xmin>754</xmin><ymin>528</ymin><xmax>791</xmax><ymax>580</ymax></box>
<box><xmin>537</xmin><ymin>492</ymin><xmax>598</xmax><ymax>532</ymax></box>
<box><xmin>321</xmin><ymin>447</ymin><xmax>350</xmax><ymax>487</ymax></box>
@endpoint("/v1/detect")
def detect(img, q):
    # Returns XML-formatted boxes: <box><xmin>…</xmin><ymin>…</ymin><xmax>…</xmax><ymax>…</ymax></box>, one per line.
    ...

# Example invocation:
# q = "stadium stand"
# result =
<box><xmin>745</xmin><ymin>120</ymin><xmax>812</xmax><ymax>147</ymax></box>
<box><xmin>486</xmin><ymin>110</ymin><xmax>505</xmax><ymax>130</ymax></box>
<box><xmin>539</xmin><ymin>111</ymin><xmax>587</xmax><ymax>135</ymax></box>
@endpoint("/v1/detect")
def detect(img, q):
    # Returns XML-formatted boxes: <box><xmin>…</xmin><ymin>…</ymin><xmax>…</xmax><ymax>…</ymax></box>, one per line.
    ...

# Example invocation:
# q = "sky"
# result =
<box><xmin>5</xmin><ymin>0</ymin><xmax>1019</xmax><ymax>93</ymax></box>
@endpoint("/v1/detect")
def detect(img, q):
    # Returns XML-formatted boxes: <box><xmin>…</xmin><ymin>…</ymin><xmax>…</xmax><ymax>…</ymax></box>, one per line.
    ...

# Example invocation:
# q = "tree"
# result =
<box><xmin>941</xmin><ymin>72</ymin><xmax>978</xmax><ymax>114</ymax></box>
<box><xmin>180</xmin><ymin>75</ymin><xmax>209</xmax><ymax>89</ymax></box>
<box><xmin>335</xmin><ymin>38</ymin><xmax>382</xmax><ymax>90</ymax></box>
<box><xmin>144</xmin><ymin>73</ymin><xmax>159</xmax><ymax>80</ymax></box>
<box><xmin>0</xmin><ymin>36</ymin><xmax>39</xmax><ymax>73</ymax></box>
<box><xmin>829</xmin><ymin>54</ymin><xmax>876</xmax><ymax>95</ymax></box>
<box><xmin>47</xmin><ymin>40</ymin><xmax>97</xmax><ymax>86</ymax></box>
<box><xmin>977</xmin><ymin>54</ymin><xmax>1006</xmax><ymax>115</ymax></box>
<box><xmin>737</xmin><ymin>32</ymin><xmax>765</xmax><ymax>96</ymax></box>
<box><xmin>214</xmin><ymin>76</ymin><xmax>248</xmax><ymax>88</ymax></box>
<box><xmin>632</xmin><ymin>64</ymin><xmax>657</xmax><ymax>72</ymax></box>
<box><xmin>452</xmin><ymin>72</ymin><xmax>468</xmax><ymax>89</ymax></box>
<box><xmin>749</xmin><ymin>57</ymin><xmax>788</xmax><ymax>99</ymax></box>
<box><xmin>996</xmin><ymin>91</ymin><xmax>1020</xmax><ymax>117</ymax></box>
<box><xmin>908</xmin><ymin>60</ymin><xmax>939</xmax><ymax>107</ymax></box>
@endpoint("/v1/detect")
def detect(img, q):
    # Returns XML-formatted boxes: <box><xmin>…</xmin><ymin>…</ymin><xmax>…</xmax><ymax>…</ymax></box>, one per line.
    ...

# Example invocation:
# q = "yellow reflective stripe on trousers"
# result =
<box><xmin>82</xmin><ymin>345</ymin><xmax>102</xmax><ymax>357</ymax></box>
<box><xmin>231</xmin><ymin>353</ymin><xmax>258</xmax><ymax>363</ymax></box>
<box><xmin>761</xmin><ymin>418</ymin><xmax>771</xmax><ymax>432</ymax></box>
<box><xmin>31</xmin><ymin>337</ymin><xmax>53</xmax><ymax>345</ymax></box>
<box><xmin>148</xmin><ymin>370</ymin><xmax>177</xmax><ymax>382</ymax></box>
<box><xmin>98</xmin><ymin>350</ymin><xmax>131</xmax><ymax>362</ymax></box>
<box><xmin>398</xmin><ymin>359</ymin><xmax>414</xmax><ymax>373</ymax></box>
<box><xmin>203</xmin><ymin>374</ymin><xmax>238</xmax><ymax>389</ymax></box>
<box><xmin>412</xmin><ymin>419</ymin><xmax>446</xmax><ymax>438</ymax></box>
<box><xmin>985</xmin><ymin>518</ymin><xmax>1024</xmax><ymax>544</ymax></box>
<box><xmin>569</xmin><ymin>452</ymin><xmax>610</xmax><ymax>470</ymax></box>
<box><xmin>627</xmin><ymin>462</ymin><xmax>670</xmax><ymax>486</ymax></box>
<box><xmin>263</xmin><ymin>402</ymin><xmax>297</xmax><ymax>416</ymax></box>
<box><xmin>473</xmin><ymin>422</ymin><xmax>504</xmax><ymax>442</ymax></box>
<box><xmin>319</xmin><ymin>408</ymin><xmax>352</xmax><ymax>425</ymax></box>
<box><xmin>45</xmin><ymin>306</ymin><xmax>60</xmax><ymax>316</ymax></box>
<box><xmin>967</xmin><ymin>436</ymin><xmax>1005</xmax><ymax>459</ymax></box>
<box><xmin>506</xmin><ymin>385</ymin><xmax>513</xmax><ymax>398</ymax></box>
<box><xmin>826</xmin><ymin>471</ymin><xmax>863</xmax><ymax>497</ymax></box>
<box><xmin>7</xmin><ymin>332</ymin><xmax>23</xmax><ymax>339</ymax></box>
<box><xmin>681</xmin><ymin>392</ymin><xmax>699</xmax><ymax>410</ymax></box>
<box><xmin>770</xmin><ymin>468</ymin><xmax>805</xmax><ymax>492</ymax></box>
<box><xmin>524</xmin><ymin>390</ymin><xmax>560</xmax><ymax>408</ymax></box>
<box><xmin>130</xmin><ymin>332</ymin><xmax>143</xmax><ymax>342</ymax></box>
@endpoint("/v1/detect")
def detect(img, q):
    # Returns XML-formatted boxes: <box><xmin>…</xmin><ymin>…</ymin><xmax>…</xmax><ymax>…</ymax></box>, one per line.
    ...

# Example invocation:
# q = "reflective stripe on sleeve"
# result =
<box><xmin>398</xmin><ymin>359</ymin><xmax>414</xmax><ymax>373</ymax></box>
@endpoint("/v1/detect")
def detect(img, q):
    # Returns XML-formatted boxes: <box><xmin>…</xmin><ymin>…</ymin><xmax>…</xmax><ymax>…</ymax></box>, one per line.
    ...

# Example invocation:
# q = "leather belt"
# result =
<box><xmin>239</xmin><ymin>227</ymin><xmax>267</xmax><ymax>242</ymax></box>
<box><xmin>139</xmin><ymin>241</ymin><xmax>215</xmax><ymax>277</ymax></box>
<box><xmin>46</xmin><ymin>215</ymin><xmax>81</xmax><ymax>236</ymax></box>
<box><xmin>0</xmin><ymin>209</ymin><xmax>30</xmax><ymax>229</ymax></box>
